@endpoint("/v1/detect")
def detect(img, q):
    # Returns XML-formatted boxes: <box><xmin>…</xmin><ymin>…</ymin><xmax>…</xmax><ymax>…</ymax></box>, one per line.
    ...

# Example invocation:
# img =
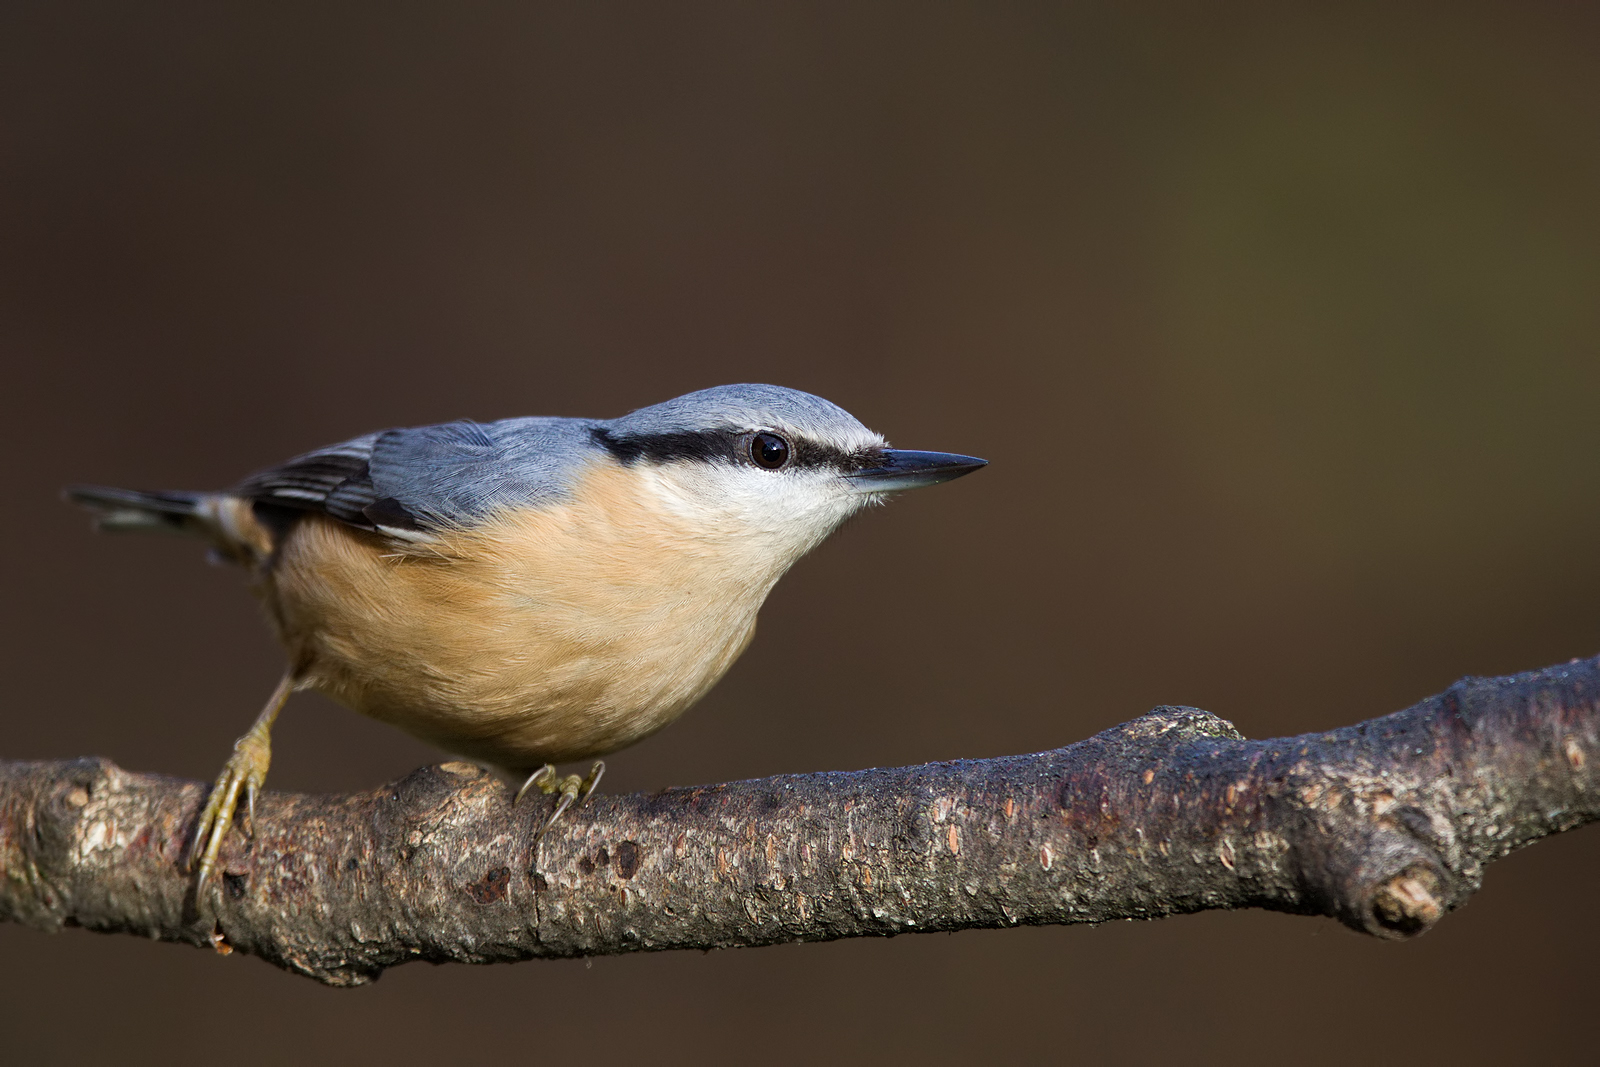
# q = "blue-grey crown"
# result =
<box><xmin>594</xmin><ymin>384</ymin><xmax>886</xmax><ymax>469</ymax></box>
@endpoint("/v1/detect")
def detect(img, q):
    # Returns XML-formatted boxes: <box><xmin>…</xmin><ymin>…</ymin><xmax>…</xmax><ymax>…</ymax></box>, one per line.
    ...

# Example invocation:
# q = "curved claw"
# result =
<box><xmin>513</xmin><ymin>764</ymin><xmax>557</xmax><ymax>806</ymax></box>
<box><xmin>187</xmin><ymin>736</ymin><xmax>270</xmax><ymax>892</ymax></box>
<box><xmin>187</xmin><ymin>675</ymin><xmax>292</xmax><ymax>895</ymax></box>
<box><xmin>242</xmin><ymin>779</ymin><xmax>257</xmax><ymax>839</ymax></box>
<box><xmin>540</xmin><ymin>790</ymin><xmax>578</xmax><ymax>835</ymax></box>
<box><xmin>517</xmin><ymin>760</ymin><xmax>606</xmax><ymax>837</ymax></box>
<box><xmin>580</xmin><ymin>760</ymin><xmax>605</xmax><ymax>803</ymax></box>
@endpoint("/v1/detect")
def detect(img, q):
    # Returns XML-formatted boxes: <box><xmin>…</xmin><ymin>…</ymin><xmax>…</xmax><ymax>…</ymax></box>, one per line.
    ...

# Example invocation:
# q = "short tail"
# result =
<box><xmin>64</xmin><ymin>485</ymin><xmax>209</xmax><ymax>534</ymax></box>
<box><xmin>66</xmin><ymin>485</ymin><xmax>276</xmax><ymax>567</ymax></box>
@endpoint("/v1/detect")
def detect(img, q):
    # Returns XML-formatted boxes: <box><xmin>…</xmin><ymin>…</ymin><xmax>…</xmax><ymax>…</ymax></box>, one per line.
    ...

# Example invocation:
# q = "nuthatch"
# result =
<box><xmin>68</xmin><ymin>384</ymin><xmax>985</xmax><ymax>890</ymax></box>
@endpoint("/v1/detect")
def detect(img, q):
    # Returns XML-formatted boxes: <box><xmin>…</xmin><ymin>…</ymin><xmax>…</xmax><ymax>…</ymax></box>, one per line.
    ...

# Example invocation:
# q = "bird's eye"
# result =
<box><xmin>750</xmin><ymin>432</ymin><xmax>790</xmax><ymax>470</ymax></box>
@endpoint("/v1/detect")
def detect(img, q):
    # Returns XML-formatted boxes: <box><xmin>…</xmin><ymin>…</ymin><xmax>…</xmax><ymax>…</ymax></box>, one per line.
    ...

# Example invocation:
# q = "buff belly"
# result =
<box><xmin>257</xmin><ymin>465</ymin><xmax>771</xmax><ymax>772</ymax></box>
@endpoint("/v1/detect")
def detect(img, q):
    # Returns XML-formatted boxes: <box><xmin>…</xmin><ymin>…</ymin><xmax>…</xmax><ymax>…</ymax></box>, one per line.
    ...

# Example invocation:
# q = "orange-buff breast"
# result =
<box><xmin>262</xmin><ymin>460</ymin><xmax>766</xmax><ymax>772</ymax></box>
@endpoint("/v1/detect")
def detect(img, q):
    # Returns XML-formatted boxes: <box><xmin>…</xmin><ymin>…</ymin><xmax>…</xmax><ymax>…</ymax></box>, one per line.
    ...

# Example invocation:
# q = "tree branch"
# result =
<box><xmin>3</xmin><ymin>656</ymin><xmax>1597</xmax><ymax>985</ymax></box>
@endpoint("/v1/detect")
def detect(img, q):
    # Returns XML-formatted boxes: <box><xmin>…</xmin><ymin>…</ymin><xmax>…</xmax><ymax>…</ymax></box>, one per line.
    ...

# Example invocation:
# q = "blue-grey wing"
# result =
<box><xmin>232</xmin><ymin>417</ymin><xmax>596</xmax><ymax>536</ymax></box>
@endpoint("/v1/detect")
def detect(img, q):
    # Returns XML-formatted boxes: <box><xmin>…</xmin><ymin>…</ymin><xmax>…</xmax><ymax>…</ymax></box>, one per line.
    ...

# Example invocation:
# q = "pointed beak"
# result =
<box><xmin>844</xmin><ymin>449</ymin><xmax>988</xmax><ymax>492</ymax></box>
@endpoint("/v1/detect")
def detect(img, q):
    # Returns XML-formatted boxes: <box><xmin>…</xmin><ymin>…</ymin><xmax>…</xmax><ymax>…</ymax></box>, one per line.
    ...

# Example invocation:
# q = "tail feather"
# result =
<box><xmin>64</xmin><ymin>485</ymin><xmax>207</xmax><ymax>534</ymax></box>
<box><xmin>66</xmin><ymin>485</ymin><xmax>277</xmax><ymax>567</ymax></box>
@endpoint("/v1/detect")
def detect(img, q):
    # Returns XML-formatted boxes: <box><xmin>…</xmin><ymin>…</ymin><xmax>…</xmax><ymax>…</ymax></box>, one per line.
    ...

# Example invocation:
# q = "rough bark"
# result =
<box><xmin>2</xmin><ymin>655</ymin><xmax>1597</xmax><ymax>986</ymax></box>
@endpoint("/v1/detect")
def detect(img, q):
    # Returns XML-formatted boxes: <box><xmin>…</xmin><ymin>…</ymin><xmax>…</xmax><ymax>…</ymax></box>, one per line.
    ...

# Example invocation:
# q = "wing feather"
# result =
<box><xmin>231</xmin><ymin>417</ymin><xmax>593</xmax><ymax>538</ymax></box>
<box><xmin>231</xmin><ymin>432</ymin><xmax>396</xmax><ymax>530</ymax></box>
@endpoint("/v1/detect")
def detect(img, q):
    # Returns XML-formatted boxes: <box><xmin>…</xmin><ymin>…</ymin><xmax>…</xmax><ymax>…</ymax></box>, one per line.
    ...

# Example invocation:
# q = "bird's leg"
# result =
<box><xmin>514</xmin><ymin>760</ymin><xmax>606</xmax><ymax>835</ymax></box>
<box><xmin>187</xmin><ymin>673</ymin><xmax>295</xmax><ymax>892</ymax></box>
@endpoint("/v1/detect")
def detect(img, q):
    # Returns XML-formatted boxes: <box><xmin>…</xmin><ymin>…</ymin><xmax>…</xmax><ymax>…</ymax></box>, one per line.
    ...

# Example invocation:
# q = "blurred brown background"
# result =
<box><xmin>4</xmin><ymin>2</ymin><xmax>1599</xmax><ymax>1063</ymax></box>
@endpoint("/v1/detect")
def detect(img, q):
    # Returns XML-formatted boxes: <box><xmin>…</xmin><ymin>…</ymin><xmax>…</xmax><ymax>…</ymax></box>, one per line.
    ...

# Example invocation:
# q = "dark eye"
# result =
<box><xmin>750</xmin><ymin>432</ymin><xmax>790</xmax><ymax>470</ymax></box>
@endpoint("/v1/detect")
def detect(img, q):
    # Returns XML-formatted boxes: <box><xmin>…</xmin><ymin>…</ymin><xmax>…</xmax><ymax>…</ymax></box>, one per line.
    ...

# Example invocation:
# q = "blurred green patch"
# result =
<box><xmin>1156</xmin><ymin>25</ymin><xmax>1600</xmax><ymax>583</ymax></box>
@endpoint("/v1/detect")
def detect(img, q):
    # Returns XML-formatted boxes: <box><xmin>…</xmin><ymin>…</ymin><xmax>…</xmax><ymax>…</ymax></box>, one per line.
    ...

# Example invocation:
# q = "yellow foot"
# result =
<box><xmin>514</xmin><ymin>760</ymin><xmax>605</xmax><ymax>835</ymax></box>
<box><xmin>187</xmin><ymin>721</ymin><xmax>273</xmax><ymax>893</ymax></box>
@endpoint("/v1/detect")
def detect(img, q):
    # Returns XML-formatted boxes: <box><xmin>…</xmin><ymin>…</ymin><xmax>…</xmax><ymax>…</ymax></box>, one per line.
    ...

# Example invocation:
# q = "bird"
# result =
<box><xmin>66</xmin><ymin>383</ymin><xmax>986</xmax><ymax>892</ymax></box>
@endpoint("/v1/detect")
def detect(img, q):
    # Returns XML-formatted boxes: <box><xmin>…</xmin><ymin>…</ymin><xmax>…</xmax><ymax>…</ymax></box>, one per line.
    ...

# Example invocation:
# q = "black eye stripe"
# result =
<box><xmin>593</xmin><ymin>427</ymin><xmax>874</xmax><ymax>472</ymax></box>
<box><xmin>592</xmin><ymin>428</ymin><xmax>739</xmax><ymax>465</ymax></box>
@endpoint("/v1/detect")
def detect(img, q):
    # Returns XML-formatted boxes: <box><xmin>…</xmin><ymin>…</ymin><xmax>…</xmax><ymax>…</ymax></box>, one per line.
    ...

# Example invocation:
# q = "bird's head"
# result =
<box><xmin>592</xmin><ymin>384</ymin><xmax>985</xmax><ymax>573</ymax></box>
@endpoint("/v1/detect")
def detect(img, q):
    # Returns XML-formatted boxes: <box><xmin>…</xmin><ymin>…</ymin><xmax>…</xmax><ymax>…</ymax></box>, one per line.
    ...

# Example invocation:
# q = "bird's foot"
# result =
<box><xmin>514</xmin><ymin>761</ymin><xmax>605</xmax><ymax>835</ymax></box>
<box><xmin>187</xmin><ymin>721</ymin><xmax>273</xmax><ymax>893</ymax></box>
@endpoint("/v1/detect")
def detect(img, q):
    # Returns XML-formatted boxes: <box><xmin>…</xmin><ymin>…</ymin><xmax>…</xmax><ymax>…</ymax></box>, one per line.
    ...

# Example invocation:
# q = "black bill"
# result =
<box><xmin>845</xmin><ymin>449</ymin><xmax>988</xmax><ymax>492</ymax></box>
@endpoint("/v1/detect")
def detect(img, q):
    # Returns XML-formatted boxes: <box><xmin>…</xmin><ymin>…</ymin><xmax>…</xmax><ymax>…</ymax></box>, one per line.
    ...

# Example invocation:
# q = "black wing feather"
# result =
<box><xmin>231</xmin><ymin>433</ymin><xmax>417</xmax><ymax>531</ymax></box>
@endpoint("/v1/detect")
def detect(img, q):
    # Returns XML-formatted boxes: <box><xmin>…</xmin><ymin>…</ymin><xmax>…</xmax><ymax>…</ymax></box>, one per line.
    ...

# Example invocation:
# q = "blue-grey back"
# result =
<box><xmin>368</xmin><ymin>417</ymin><xmax>601</xmax><ymax>526</ymax></box>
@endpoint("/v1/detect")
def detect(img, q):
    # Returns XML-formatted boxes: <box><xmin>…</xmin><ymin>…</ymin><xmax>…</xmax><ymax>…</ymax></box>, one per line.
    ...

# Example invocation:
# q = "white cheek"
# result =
<box><xmin>642</xmin><ymin>464</ymin><xmax>862</xmax><ymax>560</ymax></box>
